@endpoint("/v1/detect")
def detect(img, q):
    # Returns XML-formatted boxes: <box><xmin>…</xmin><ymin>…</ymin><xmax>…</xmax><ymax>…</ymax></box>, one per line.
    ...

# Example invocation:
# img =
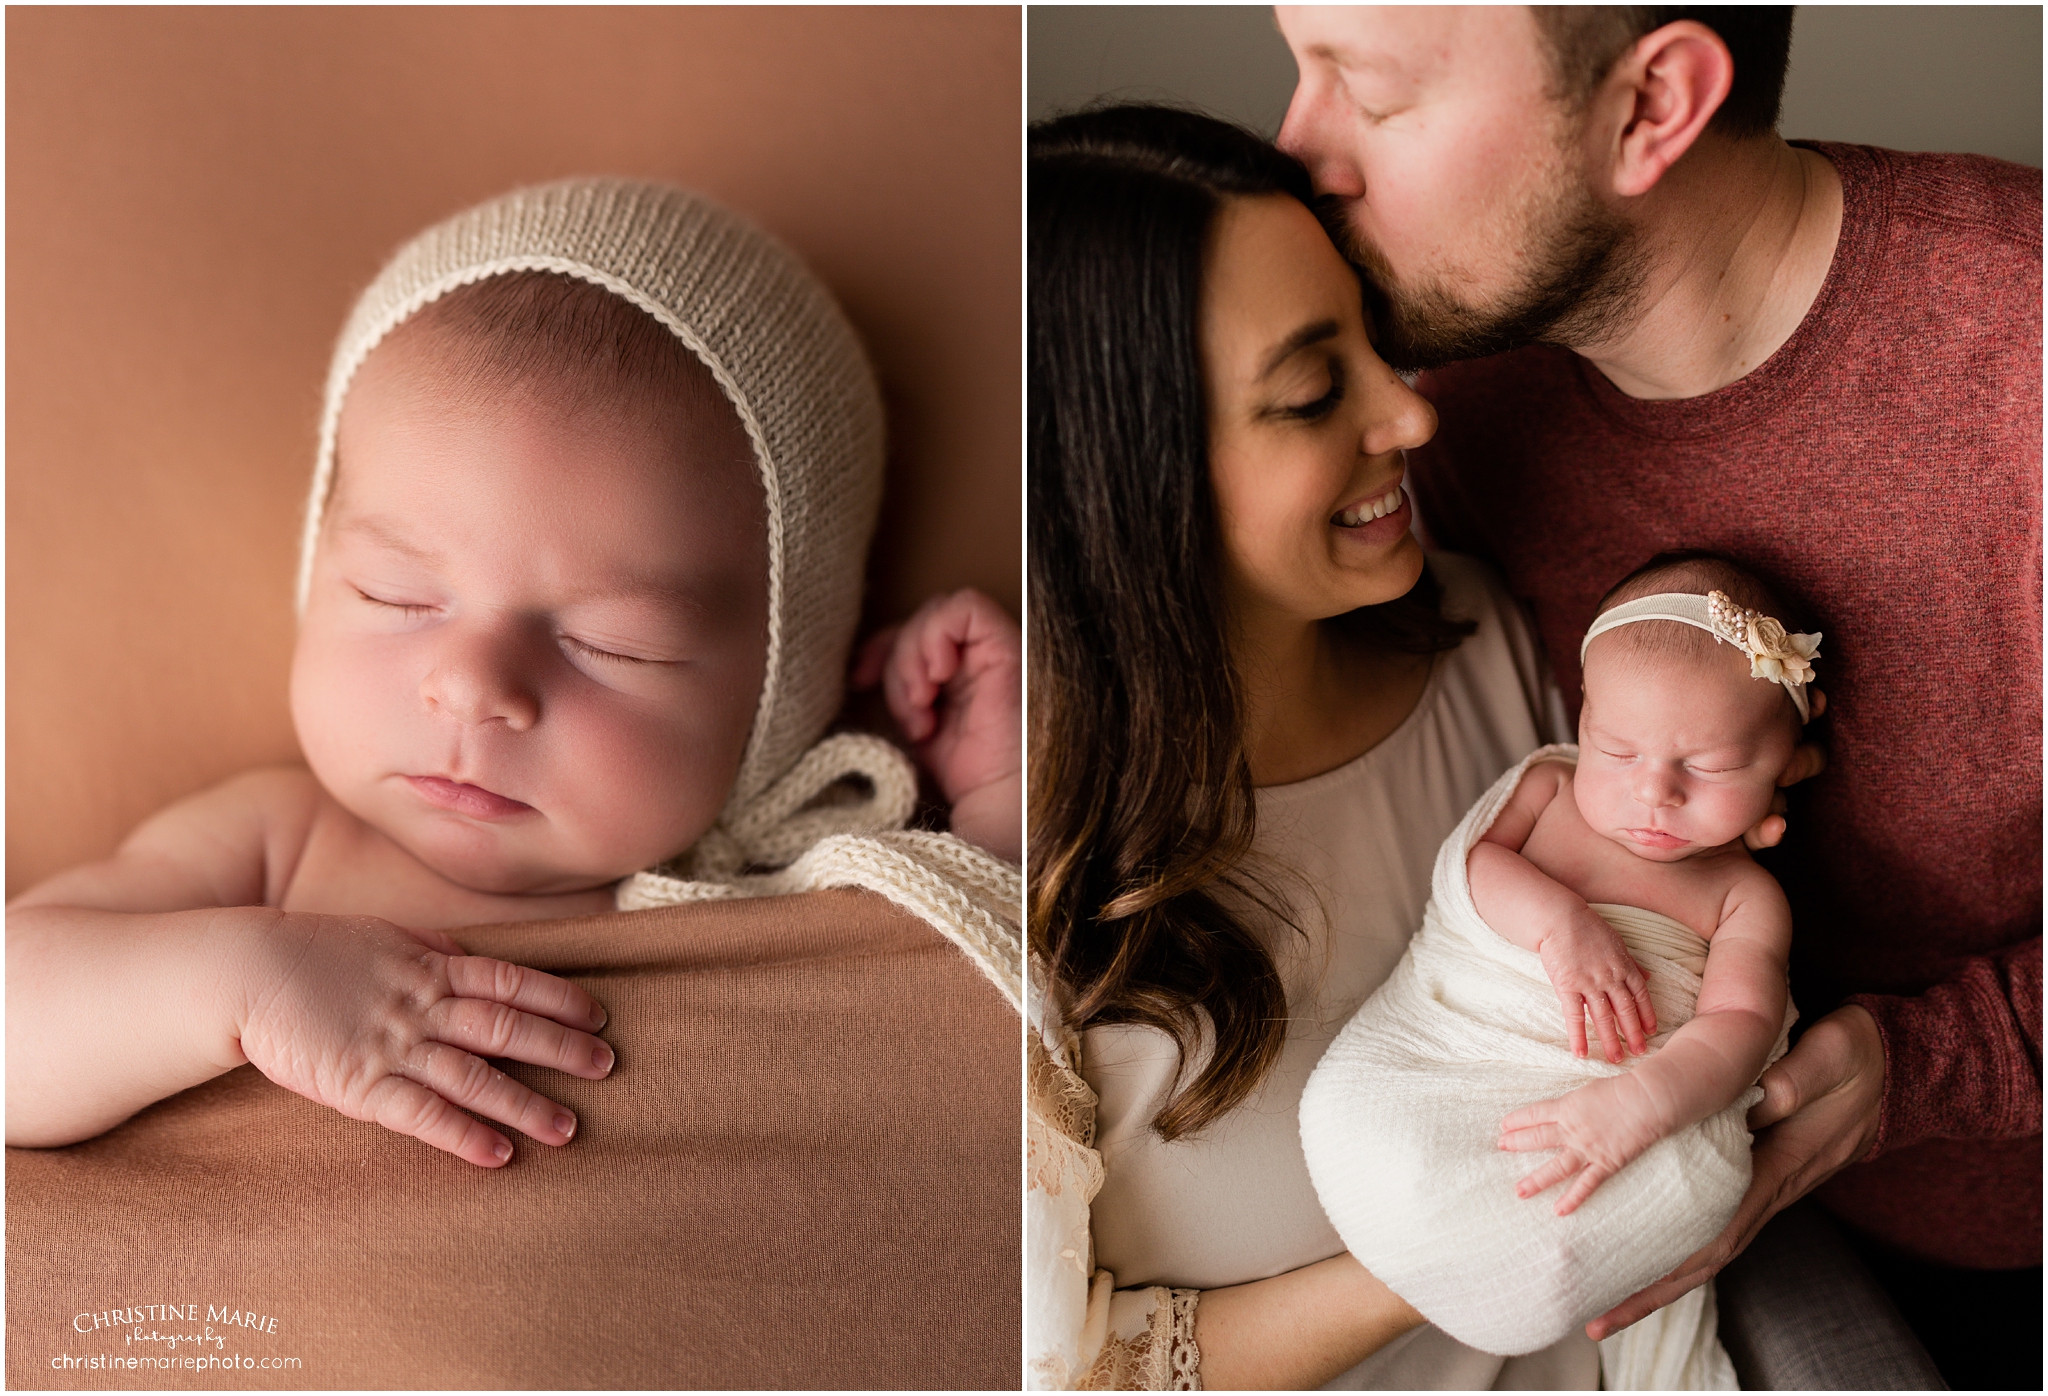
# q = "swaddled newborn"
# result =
<box><xmin>1301</xmin><ymin>553</ymin><xmax>1817</xmax><ymax>1361</ymax></box>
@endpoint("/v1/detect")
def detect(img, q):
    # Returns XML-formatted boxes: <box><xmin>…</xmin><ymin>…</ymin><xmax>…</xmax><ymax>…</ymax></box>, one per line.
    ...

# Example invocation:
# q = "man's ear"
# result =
<box><xmin>1595</xmin><ymin>21</ymin><xmax>1735</xmax><ymax>198</ymax></box>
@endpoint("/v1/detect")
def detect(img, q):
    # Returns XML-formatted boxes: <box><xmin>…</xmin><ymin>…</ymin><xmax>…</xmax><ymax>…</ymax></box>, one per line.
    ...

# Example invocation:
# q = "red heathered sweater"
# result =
<box><xmin>1408</xmin><ymin>142</ymin><xmax>2042</xmax><ymax>1269</ymax></box>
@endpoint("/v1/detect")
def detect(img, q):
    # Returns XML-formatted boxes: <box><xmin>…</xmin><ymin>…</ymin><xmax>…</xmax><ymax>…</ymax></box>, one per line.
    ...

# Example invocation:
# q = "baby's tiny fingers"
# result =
<box><xmin>403</xmin><ymin>1040</ymin><xmax>579</xmax><ymax>1147</ymax></box>
<box><xmin>1612</xmin><ymin>992</ymin><xmax>1647</xmax><ymax>1055</ymax></box>
<box><xmin>408</xmin><ymin>925</ymin><xmax>469</xmax><ymax>958</ymax></box>
<box><xmin>444</xmin><ymin>955</ymin><xmax>607</xmax><ymax>1032</ymax></box>
<box><xmin>364</xmin><ymin>1073</ymin><xmax>515</xmax><ymax>1168</ymax></box>
<box><xmin>882</xmin><ymin>645</ymin><xmax>938</xmax><ymax>741</ymax></box>
<box><xmin>1558</xmin><ymin>992</ymin><xmax>1589</xmax><ymax>1057</ymax></box>
<box><xmin>432</xmin><ymin>996</ymin><xmax>615</xmax><ymax>1080</ymax></box>
<box><xmin>1635</xmin><ymin>984</ymin><xmax>1659</xmax><ymax>1039</ymax></box>
<box><xmin>1515</xmin><ymin>1152</ymin><xmax>1582</xmax><ymax>1199</ymax></box>
<box><xmin>1498</xmin><ymin>1122</ymin><xmax>1560</xmax><ymax>1153</ymax></box>
<box><xmin>1586</xmin><ymin>995</ymin><xmax>1623</xmax><ymax>1063</ymax></box>
<box><xmin>1555</xmin><ymin>1163</ymin><xmax>1614</xmax><ymax>1216</ymax></box>
<box><xmin>917</xmin><ymin>607</ymin><xmax>966</xmax><ymax>687</ymax></box>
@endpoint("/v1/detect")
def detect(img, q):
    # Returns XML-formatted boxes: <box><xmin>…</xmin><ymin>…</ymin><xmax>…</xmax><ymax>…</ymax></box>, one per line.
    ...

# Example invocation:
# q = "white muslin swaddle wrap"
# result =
<box><xmin>1299</xmin><ymin>745</ymin><xmax>1794</xmax><ymax>1386</ymax></box>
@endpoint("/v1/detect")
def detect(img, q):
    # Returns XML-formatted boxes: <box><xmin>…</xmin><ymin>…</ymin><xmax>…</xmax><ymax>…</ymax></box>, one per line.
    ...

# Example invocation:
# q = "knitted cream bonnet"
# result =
<box><xmin>298</xmin><ymin>178</ymin><xmax>1019</xmax><ymax>1008</ymax></box>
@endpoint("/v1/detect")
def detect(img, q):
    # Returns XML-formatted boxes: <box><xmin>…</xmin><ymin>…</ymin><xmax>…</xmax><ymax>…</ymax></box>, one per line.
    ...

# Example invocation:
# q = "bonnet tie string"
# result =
<box><xmin>616</xmin><ymin>732</ymin><xmax>1022</xmax><ymax>1011</ymax></box>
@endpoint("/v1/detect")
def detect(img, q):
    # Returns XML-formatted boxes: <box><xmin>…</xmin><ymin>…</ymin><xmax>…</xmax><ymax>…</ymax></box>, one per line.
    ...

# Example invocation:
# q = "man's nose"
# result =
<box><xmin>1275</xmin><ymin>74</ymin><xmax>1365</xmax><ymax>199</ymax></box>
<box><xmin>420</xmin><ymin>625</ymin><xmax>540</xmax><ymax>732</ymax></box>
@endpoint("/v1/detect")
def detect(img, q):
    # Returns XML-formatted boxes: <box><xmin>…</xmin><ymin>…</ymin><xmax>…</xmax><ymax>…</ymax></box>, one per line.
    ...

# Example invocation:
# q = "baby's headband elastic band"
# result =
<box><xmin>1580</xmin><ymin>590</ymin><xmax>1824</xmax><ymax>723</ymax></box>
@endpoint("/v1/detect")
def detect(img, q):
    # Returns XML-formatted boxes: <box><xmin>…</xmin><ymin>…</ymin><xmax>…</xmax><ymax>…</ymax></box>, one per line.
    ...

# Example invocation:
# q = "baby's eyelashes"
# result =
<box><xmin>557</xmin><ymin>634</ymin><xmax>692</xmax><ymax>671</ymax></box>
<box><xmin>353</xmin><ymin>586</ymin><xmax>437</xmax><ymax>618</ymax></box>
<box><xmin>561</xmin><ymin>635</ymin><xmax>658</xmax><ymax>666</ymax></box>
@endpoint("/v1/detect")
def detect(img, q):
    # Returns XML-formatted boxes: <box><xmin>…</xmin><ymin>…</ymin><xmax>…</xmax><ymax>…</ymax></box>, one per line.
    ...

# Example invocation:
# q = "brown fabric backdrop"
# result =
<box><xmin>5</xmin><ymin>6</ymin><xmax>1022</xmax><ymax>896</ymax></box>
<box><xmin>7</xmin><ymin>891</ymin><xmax>1022</xmax><ymax>1390</ymax></box>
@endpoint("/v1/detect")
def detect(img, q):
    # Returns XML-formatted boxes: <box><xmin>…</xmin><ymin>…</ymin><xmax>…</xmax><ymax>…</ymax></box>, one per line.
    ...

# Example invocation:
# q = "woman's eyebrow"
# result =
<box><xmin>1259</xmin><ymin>319</ymin><xmax>1340</xmax><ymax>379</ymax></box>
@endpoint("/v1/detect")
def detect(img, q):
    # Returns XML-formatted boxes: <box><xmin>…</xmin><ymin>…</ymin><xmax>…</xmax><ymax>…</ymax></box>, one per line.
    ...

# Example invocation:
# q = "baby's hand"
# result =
<box><xmin>1498</xmin><ymin>1072</ymin><xmax>1668</xmax><ymax>1215</ymax></box>
<box><xmin>234</xmin><ymin>913</ymin><xmax>613</xmax><ymax>1168</ymax></box>
<box><xmin>1538</xmin><ymin>910</ymin><xmax>1656</xmax><ymax>1063</ymax></box>
<box><xmin>852</xmin><ymin>588</ymin><xmax>1021</xmax><ymax>862</ymax></box>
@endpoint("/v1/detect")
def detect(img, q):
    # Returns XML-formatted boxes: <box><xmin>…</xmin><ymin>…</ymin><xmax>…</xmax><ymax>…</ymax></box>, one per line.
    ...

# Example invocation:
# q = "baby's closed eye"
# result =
<box><xmin>559</xmin><ymin>634</ymin><xmax>679</xmax><ymax>667</ymax></box>
<box><xmin>353</xmin><ymin>586</ymin><xmax>438</xmax><ymax>619</ymax></box>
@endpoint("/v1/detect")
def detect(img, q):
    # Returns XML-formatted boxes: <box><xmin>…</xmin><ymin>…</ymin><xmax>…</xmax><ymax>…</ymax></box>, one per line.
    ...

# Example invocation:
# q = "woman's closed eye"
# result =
<box><xmin>1278</xmin><ymin>361</ymin><xmax>1346</xmax><ymax>422</ymax></box>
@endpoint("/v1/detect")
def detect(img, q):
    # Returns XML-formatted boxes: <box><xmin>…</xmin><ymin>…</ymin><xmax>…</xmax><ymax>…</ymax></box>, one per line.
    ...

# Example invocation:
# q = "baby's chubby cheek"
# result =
<box><xmin>287</xmin><ymin>622</ymin><xmax>392</xmax><ymax>808</ymax></box>
<box><xmin>542</xmin><ymin>686</ymin><xmax>755</xmax><ymax>874</ymax></box>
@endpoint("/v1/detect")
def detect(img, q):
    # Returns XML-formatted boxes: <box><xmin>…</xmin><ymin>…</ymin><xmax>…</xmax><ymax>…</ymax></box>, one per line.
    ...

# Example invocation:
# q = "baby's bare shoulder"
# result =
<box><xmin>1516</xmin><ymin>758</ymin><xmax>1576</xmax><ymax>817</ymax></box>
<box><xmin>1709</xmin><ymin>855</ymin><xmax>1792</xmax><ymax>948</ymax></box>
<box><xmin>14</xmin><ymin>766</ymin><xmax>325</xmax><ymax>913</ymax></box>
<box><xmin>1510</xmin><ymin>756</ymin><xmax>1574</xmax><ymax>806</ymax></box>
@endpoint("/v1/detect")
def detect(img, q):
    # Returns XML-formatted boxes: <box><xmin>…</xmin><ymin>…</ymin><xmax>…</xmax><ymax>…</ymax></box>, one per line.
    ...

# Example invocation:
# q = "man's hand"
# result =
<box><xmin>1744</xmin><ymin>689</ymin><xmax>1827</xmax><ymax>850</ymax></box>
<box><xmin>1585</xmin><ymin>1002</ymin><xmax>1882</xmax><ymax>1340</ymax></box>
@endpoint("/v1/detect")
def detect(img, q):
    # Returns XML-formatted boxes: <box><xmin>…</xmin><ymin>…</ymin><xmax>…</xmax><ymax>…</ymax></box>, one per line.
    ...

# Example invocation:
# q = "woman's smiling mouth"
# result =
<box><xmin>1333</xmin><ymin>482</ymin><xmax>1406</xmax><ymax>528</ymax></box>
<box><xmin>406</xmin><ymin>775</ymin><xmax>534</xmax><ymax>819</ymax></box>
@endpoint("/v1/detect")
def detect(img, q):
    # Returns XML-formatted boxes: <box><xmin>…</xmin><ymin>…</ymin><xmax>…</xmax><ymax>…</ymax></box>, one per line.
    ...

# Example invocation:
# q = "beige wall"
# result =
<box><xmin>7</xmin><ymin>6</ymin><xmax>1021</xmax><ymax>894</ymax></box>
<box><xmin>1029</xmin><ymin>5</ymin><xmax>2043</xmax><ymax>168</ymax></box>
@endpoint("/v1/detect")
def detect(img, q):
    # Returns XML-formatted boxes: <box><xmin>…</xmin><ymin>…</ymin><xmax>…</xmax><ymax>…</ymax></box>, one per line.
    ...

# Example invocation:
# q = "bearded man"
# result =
<box><xmin>1277</xmin><ymin>6</ymin><xmax>2040</xmax><ymax>1389</ymax></box>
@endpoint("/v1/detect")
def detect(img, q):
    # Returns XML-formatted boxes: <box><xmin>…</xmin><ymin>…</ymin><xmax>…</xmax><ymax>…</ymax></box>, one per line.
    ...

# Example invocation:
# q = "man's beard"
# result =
<box><xmin>1319</xmin><ymin>174</ymin><xmax>1651</xmax><ymax>374</ymax></box>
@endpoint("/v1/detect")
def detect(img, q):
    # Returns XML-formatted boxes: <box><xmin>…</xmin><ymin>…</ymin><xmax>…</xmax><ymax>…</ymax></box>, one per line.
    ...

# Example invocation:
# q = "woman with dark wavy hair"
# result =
<box><xmin>1026</xmin><ymin>106</ymin><xmax>1585</xmax><ymax>1389</ymax></box>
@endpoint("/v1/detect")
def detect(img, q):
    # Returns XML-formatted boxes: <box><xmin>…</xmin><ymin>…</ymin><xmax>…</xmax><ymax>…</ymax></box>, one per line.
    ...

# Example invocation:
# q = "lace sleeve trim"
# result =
<box><xmin>1077</xmin><ymin>1287</ymin><xmax>1202</xmax><ymax>1391</ymax></box>
<box><xmin>1030</xmin><ymin>972</ymin><xmax>1204</xmax><ymax>1390</ymax></box>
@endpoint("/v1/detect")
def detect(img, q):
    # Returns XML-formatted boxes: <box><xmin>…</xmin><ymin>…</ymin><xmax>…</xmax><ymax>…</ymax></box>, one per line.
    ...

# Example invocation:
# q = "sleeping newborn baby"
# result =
<box><xmin>1301</xmin><ymin>552</ymin><xmax>1814</xmax><ymax>1362</ymax></box>
<box><xmin>8</xmin><ymin>180</ymin><xmax>1020</xmax><ymax>1170</ymax></box>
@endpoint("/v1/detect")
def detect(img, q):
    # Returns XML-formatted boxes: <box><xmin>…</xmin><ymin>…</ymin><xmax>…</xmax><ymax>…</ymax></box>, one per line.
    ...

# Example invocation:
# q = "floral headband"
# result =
<box><xmin>1580</xmin><ymin>590</ymin><xmax>1824</xmax><ymax>722</ymax></box>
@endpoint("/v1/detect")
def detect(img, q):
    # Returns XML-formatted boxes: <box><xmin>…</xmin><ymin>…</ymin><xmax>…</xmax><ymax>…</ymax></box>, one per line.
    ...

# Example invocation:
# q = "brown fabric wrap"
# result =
<box><xmin>7</xmin><ymin>890</ymin><xmax>1021</xmax><ymax>1389</ymax></box>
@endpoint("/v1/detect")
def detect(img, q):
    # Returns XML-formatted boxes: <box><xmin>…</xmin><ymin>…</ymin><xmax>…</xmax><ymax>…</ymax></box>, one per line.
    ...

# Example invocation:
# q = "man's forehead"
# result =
<box><xmin>1282</xmin><ymin>6</ymin><xmax>1537</xmax><ymax>75</ymax></box>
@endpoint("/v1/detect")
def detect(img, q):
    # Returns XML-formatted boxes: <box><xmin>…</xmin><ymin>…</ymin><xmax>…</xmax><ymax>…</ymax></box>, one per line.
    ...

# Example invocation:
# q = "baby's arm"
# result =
<box><xmin>1468</xmin><ymin>763</ymin><xmax>1656</xmax><ymax>1061</ymax></box>
<box><xmin>852</xmin><ymin>588</ymin><xmax>1020</xmax><ymax>863</ymax></box>
<box><xmin>8</xmin><ymin>770</ymin><xmax>611</xmax><ymax>1165</ymax></box>
<box><xmin>1498</xmin><ymin>867</ymin><xmax>1792</xmax><ymax>1214</ymax></box>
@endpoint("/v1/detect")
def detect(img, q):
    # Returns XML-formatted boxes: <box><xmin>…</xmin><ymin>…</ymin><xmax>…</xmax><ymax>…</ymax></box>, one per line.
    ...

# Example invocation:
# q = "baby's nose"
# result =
<box><xmin>1633</xmin><ymin>765</ymin><xmax>1686</xmax><ymax>808</ymax></box>
<box><xmin>420</xmin><ymin>629</ymin><xmax>540</xmax><ymax>731</ymax></box>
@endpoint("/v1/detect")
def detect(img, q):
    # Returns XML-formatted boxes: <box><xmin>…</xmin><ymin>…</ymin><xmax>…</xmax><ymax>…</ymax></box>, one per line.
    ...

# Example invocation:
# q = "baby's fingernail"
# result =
<box><xmin>493</xmin><ymin>1140</ymin><xmax>512</xmax><ymax>1162</ymax></box>
<box><xmin>594</xmin><ymin>1044</ymin><xmax>615</xmax><ymax>1073</ymax></box>
<box><xmin>554</xmin><ymin>1112</ymin><xmax>576</xmax><ymax>1139</ymax></box>
<box><xmin>591</xmin><ymin>1005</ymin><xmax>608</xmax><ymax>1030</ymax></box>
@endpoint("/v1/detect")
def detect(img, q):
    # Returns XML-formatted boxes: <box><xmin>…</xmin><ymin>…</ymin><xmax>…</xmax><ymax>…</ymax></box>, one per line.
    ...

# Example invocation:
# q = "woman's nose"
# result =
<box><xmin>1363</xmin><ymin>370</ymin><xmax>1438</xmax><ymax>458</ymax></box>
<box><xmin>419</xmin><ymin>626</ymin><xmax>540</xmax><ymax>732</ymax></box>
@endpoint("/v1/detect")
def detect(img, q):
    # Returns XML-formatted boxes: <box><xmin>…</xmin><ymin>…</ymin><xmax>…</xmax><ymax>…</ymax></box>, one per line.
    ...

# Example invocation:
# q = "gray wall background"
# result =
<box><xmin>1029</xmin><ymin>6</ymin><xmax>2043</xmax><ymax>168</ymax></box>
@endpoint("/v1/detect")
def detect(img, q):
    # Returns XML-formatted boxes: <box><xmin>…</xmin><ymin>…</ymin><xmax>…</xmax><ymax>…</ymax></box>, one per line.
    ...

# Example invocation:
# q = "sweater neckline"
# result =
<box><xmin>1571</xmin><ymin>141</ymin><xmax>1890</xmax><ymax>440</ymax></box>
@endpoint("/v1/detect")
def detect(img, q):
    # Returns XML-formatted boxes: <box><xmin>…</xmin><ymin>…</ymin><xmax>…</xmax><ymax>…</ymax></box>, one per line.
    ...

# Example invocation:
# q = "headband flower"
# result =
<box><xmin>1706</xmin><ymin>592</ymin><xmax>1822</xmax><ymax>688</ymax></box>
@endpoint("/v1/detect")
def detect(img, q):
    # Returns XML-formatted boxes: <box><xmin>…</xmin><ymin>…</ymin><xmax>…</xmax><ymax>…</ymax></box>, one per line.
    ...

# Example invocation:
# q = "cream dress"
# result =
<box><xmin>1027</xmin><ymin>553</ymin><xmax>1594</xmax><ymax>1390</ymax></box>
